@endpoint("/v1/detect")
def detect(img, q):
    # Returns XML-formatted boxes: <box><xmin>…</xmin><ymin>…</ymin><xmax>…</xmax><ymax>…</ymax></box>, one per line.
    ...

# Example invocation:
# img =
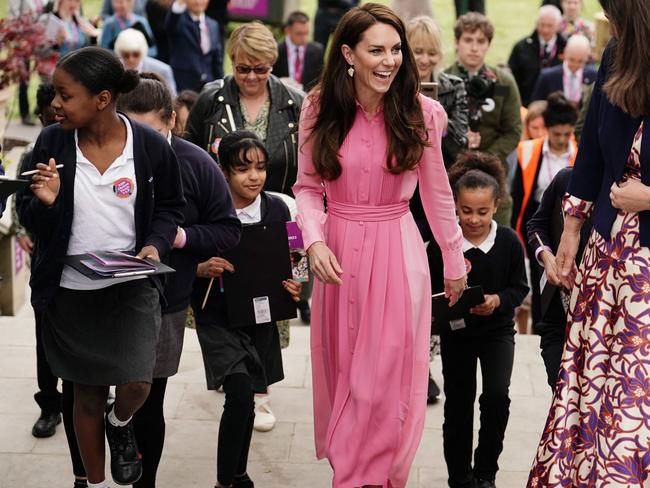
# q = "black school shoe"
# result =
<box><xmin>427</xmin><ymin>375</ymin><xmax>440</xmax><ymax>405</ymax></box>
<box><xmin>32</xmin><ymin>411</ymin><xmax>62</xmax><ymax>438</ymax></box>
<box><xmin>233</xmin><ymin>473</ymin><xmax>254</xmax><ymax>488</ymax></box>
<box><xmin>104</xmin><ymin>412</ymin><xmax>142</xmax><ymax>485</ymax></box>
<box><xmin>73</xmin><ymin>480</ymin><xmax>88</xmax><ymax>488</ymax></box>
<box><xmin>475</xmin><ymin>478</ymin><xmax>496</xmax><ymax>488</ymax></box>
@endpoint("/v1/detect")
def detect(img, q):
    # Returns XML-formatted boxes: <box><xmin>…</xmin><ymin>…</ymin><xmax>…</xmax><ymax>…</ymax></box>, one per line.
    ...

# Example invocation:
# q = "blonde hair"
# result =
<box><xmin>227</xmin><ymin>21</ymin><xmax>278</xmax><ymax>65</ymax></box>
<box><xmin>114</xmin><ymin>28</ymin><xmax>148</xmax><ymax>58</ymax></box>
<box><xmin>406</xmin><ymin>16</ymin><xmax>443</xmax><ymax>58</ymax></box>
<box><xmin>526</xmin><ymin>100</ymin><xmax>548</xmax><ymax>125</ymax></box>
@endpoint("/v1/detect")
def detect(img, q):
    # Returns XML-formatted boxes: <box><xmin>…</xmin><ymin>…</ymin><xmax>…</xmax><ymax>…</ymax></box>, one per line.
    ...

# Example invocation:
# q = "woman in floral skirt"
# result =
<box><xmin>528</xmin><ymin>1</ymin><xmax>650</xmax><ymax>486</ymax></box>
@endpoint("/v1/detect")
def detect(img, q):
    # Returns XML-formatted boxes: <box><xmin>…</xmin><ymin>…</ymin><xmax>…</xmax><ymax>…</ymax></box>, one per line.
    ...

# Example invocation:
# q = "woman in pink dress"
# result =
<box><xmin>293</xmin><ymin>4</ymin><xmax>467</xmax><ymax>487</ymax></box>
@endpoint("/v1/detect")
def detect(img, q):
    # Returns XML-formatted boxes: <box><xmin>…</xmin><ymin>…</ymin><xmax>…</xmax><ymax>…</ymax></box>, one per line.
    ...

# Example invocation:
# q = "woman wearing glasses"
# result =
<box><xmin>114</xmin><ymin>28</ymin><xmax>177</xmax><ymax>96</ymax></box>
<box><xmin>186</xmin><ymin>21</ymin><xmax>304</xmax><ymax>197</ymax></box>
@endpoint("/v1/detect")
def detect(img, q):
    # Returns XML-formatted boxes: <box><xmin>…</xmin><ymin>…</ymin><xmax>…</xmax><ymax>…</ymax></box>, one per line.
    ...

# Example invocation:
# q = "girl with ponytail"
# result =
<box><xmin>16</xmin><ymin>47</ymin><xmax>185</xmax><ymax>488</ymax></box>
<box><xmin>427</xmin><ymin>151</ymin><xmax>529</xmax><ymax>488</ymax></box>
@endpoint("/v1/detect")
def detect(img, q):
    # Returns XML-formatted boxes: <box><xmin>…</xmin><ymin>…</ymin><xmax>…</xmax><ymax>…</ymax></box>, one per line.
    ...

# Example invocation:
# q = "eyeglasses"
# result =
<box><xmin>235</xmin><ymin>64</ymin><xmax>272</xmax><ymax>75</ymax></box>
<box><xmin>120</xmin><ymin>51</ymin><xmax>142</xmax><ymax>60</ymax></box>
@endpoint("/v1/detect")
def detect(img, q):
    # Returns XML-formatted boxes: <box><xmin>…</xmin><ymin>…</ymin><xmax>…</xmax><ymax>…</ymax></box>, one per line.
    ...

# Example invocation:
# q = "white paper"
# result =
<box><xmin>253</xmin><ymin>296</ymin><xmax>271</xmax><ymax>324</ymax></box>
<box><xmin>540</xmin><ymin>270</ymin><xmax>548</xmax><ymax>293</ymax></box>
<box><xmin>450</xmin><ymin>318</ymin><xmax>466</xmax><ymax>331</ymax></box>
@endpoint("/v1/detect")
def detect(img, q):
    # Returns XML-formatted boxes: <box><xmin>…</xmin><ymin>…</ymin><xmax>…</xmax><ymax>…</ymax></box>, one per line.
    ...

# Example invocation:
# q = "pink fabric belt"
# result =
<box><xmin>327</xmin><ymin>200</ymin><xmax>409</xmax><ymax>222</ymax></box>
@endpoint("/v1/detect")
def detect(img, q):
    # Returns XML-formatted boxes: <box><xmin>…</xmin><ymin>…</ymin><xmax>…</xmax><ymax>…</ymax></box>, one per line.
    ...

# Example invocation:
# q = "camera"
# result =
<box><xmin>465</xmin><ymin>75</ymin><xmax>496</xmax><ymax>132</ymax></box>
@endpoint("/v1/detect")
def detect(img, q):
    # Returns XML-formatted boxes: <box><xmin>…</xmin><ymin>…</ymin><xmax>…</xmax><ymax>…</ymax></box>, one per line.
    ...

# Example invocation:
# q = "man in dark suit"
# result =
<box><xmin>166</xmin><ymin>0</ymin><xmax>224</xmax><ymax>92</ymax></box>
<box><xmin>508</xmin><ymin>4</ymin><xmax>566</xmax><ymax>106</ymax></box>
<box><xmin>274</xmin><ymin>11</ymin><xmax>324</xmax><ymax>92</ymax></box>
<box><xmin>531</xmin><ymin>34</ymin><xmax>595</xmax><ymax>105</ymax></box>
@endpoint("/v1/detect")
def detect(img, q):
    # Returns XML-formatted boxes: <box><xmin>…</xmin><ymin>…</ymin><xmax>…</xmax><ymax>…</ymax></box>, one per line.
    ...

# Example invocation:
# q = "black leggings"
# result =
<box><xmin>133</xmin><ymin>377</ymin><xmax>168</xmax><ymax>488</ymax></box>
<box><xmin>61</xmin><ymin>380</ymin><xmax>87</xmax><ymax>479</ymax></box>
<box><xmin>217</xmin><ymin>373</ymin><xmax>255</xmax><ymax>486</ymax></box>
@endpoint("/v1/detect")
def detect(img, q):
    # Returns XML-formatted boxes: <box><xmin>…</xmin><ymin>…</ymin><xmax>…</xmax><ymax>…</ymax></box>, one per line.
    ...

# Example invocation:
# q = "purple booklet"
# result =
<box><xmin>286</xmin><ymin>221</ymin><xmax>309</xmax><ymax>283</ymax></box>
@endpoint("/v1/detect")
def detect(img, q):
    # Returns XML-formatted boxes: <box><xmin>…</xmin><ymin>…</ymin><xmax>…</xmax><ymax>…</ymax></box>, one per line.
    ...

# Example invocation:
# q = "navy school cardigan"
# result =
<box><xmin>16</xmin><ymin>116</ymin><xmax>186</xmax><ymax>312</ymax></box>
<box><xmin>163</xmin><ymin>136</ymin><xmax>241</xmax><ymax>314</ymax></box>
<box><xmin>568</xmin><ymin>42</ymin><xmax>650</xmax><ymax>246</ymax></box>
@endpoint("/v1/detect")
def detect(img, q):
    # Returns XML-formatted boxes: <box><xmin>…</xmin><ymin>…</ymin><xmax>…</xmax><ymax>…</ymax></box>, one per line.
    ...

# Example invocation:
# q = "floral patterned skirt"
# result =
<box><xmin>528</xmin><ymin>209</ymin><xmax>650</xmax><ymax>487</ymax></box>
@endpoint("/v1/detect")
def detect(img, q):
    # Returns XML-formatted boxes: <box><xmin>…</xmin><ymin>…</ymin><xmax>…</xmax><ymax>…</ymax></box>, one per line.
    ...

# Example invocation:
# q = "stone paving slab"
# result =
<box><xmin>0</xmin><ymin>301</ymin><xmax>551</xmax><ymax>488</ymax></box>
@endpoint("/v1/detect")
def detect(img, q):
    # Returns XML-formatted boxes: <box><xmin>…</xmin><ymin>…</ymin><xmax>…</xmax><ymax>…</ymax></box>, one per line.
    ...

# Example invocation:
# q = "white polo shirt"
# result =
<box><xmin>60</xmin><ymin>115</ymin><xmax>140</xmax><ymax>290</ymax></box>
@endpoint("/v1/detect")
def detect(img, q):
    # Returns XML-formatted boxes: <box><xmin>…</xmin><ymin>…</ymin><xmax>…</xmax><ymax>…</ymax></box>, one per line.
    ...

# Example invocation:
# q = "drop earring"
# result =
<box><xmin>347</xmin><ymin>65</ymin><xmax>355</xmax><ymax>78</ymax></box>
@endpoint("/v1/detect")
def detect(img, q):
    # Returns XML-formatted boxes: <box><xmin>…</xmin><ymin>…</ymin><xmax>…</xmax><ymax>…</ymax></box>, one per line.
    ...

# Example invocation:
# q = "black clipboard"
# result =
<box><xmin>0</xmin><ymin>177</ymin><xmax>29</xmax><ymax>201</ymax></box>
<box><xmin>64</xmin><ymin>252</ymin><xmax>175</xmax><ymax>279</ymax></box>
<box><xmin>431</xmin><ymin>285</ymin><xmax>485</xmax><ymax>334</ymax></box>
<box><xmin>222</xmin><ymin>222</ymin><xmax>296</xmax><ymax>327</ymax></box>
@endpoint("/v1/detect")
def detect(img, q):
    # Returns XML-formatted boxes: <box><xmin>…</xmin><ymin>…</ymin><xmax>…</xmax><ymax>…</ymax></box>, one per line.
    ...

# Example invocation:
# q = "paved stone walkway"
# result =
<box><xmin>0</xmin><ymin>301</ymin><xmax>552</xmax><ymax>488</ymax></box>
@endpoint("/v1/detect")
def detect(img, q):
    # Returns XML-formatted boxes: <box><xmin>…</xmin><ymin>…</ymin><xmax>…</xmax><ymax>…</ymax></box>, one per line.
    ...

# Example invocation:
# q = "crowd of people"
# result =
<box><xmin>2</xmin><ymin>0</ymin><xmax>649</xmax><ymax>487</ymax></box>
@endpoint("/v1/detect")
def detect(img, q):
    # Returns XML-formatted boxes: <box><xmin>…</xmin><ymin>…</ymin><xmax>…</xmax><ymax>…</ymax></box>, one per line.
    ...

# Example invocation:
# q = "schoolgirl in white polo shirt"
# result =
<box><xmin>16</xmin><ymin>47</ymin><xmax>185</xmax><ymax>488</ymax></box>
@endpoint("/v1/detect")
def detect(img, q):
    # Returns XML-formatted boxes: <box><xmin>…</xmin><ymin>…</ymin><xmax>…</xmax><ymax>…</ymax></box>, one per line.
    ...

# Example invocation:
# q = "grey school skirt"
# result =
<box><xmin>152</xmin><ymin>309</ymin><xmax>187</xmax><ymax>378</ymax></box>
<box><xmin>43</xmin><ymin>280</ymin><xmax>161</xmax><ymax>385</ymax></box>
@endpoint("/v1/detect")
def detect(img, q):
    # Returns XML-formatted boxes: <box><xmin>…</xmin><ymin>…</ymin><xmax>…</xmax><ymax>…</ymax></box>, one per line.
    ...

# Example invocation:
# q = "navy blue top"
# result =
<box><xmin>191</xmin><ymin>192</ymin><xmax>291</xmax><ymax>328</ymax></box>
<box><xmin>16</xmin><ymin>117</ymin><xmax>186</xmax><ymax>312</ymax></box>
<box><xmin>568</xmin><ymin>43</ymin><xmax>650</xmax><ymax>246</ymax></box>
<box><xmin>163</xmin><ymin>136</ymin><xmax>241</xmax><ymax>313</ymax></box>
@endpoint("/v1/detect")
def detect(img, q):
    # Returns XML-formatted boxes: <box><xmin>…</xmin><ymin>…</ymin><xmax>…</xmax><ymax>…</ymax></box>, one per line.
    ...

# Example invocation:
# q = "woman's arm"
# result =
<box><xmin>292</xmin><ymin>96</ymin><xmax>342</xmax><ymax>285</ymax></box>
<box><xmin>418</xmin><ymin>98</ymin><xmax>465</xmax><ymax>281</ymax></box>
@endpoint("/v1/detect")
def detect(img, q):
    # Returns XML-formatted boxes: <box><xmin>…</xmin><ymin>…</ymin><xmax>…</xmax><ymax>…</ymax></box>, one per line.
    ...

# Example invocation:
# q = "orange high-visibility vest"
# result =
<box><xmin>515</xmin><ymin>136</ymin><xmax>578</xmax><ymax>241</ymax></box>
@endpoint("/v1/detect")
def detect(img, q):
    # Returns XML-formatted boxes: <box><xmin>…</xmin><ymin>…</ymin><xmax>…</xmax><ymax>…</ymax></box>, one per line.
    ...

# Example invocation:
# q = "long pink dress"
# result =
<box><xmin>293</xmin><ymin>94</ymin><xmax>465</xmax><ymax>488</ymax></box>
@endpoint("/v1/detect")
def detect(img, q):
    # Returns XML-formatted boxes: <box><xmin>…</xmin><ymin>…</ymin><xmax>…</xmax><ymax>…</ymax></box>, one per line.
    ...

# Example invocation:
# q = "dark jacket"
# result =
<box><xmin>531</xmin><ymin>63</ymin><xmax>597</xmax><ymax>104</ymax></box>
<box><xmin>192</xmin><ymin>191</ymin><xmax>291</xmax><ymax>328</ymax></box>
<box><xmin>437</xmin><ymin>71</ymin><xmax>469</xmax><ymax>166</ymax></box>
<box><xmin>274</xmin><ymin>40</ymin><xmax>324</xmax><ymax>92</ymax></box>
<box><xmin>185</xmin><ymin>74</ymin><xmax>304</xmax><ymax>195</ymax></box>
<box><xmin>165</xmin><ymin>8</ymin><xmax>223</xmax><ymax>92</ymax></box>
<box><xmin>508</xmin><ymin>31</ymin><xmax>566</xmax><ymax>106</ymax></box>
<box><xmin>526</xmin><ymin>167</ymin><xmax>591</xmax><ymax>329</ymax></box>
<box><xmin>16</xmin><ymin>118</ymin><xmax>186</xmax><ymax>312</ymax></box>
<box><xmin>446</xmin><ymin>62</ymin><xmax>522</xmax><ymax>165</ymax></box>
<box><xmin>567</xmin><ymin>43</ymin><xmax>650</xmax><ymax>247</ymax></box>
<box><xmin>0</xmin><ymin>163</ymin><xmax>5</xmax><ymax>217</ymax></box>
<box><xmin>163</xmin><ymin>136</ymin><xmax>241</xmax><ymax>314</ymax></box>
<box><xmin>428</xmin><ymin>225</ymin><xmax>529</xmax><ymax>336</ymax></box>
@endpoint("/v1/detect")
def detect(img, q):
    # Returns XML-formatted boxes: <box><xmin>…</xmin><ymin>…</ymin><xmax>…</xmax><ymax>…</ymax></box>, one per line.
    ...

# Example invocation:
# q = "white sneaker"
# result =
<box><xmin>253</xmin><ymin>395</ymin><xmax>276</xmax><ymax>432</ymax></box>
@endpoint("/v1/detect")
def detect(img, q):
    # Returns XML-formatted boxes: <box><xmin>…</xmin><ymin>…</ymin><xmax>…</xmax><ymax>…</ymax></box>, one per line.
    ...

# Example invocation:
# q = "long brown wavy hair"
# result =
<box><xmin>599</xmin><ymin>0</ymin><xmax>650</xmax><ymax>117</ymax></box>
<box><xmin>306</xmin><ymin>3</ymin><xmax>427</xmax><ymax>180</ymax></box>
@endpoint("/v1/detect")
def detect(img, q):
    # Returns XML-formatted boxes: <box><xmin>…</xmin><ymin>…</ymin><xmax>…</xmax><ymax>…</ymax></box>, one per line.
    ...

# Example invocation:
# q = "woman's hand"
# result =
<box><xmin>77</xmin><ymin>17</ymin><xmax>100</xmax><ymax>38</ymax></box>
<box><xmin>556</xmin><ymin>228</ymin><xmax>580</xmax><ymax>289</ymax></box>
<box><xmin>540</xmin><ymin>249</ymin><xmax>562</xmax><ymax>286</ymax></box>
<box><xmin>196</xmin><ymin>257</ymin><xmax>234</xmax><ymax>279</ymax></box>
<box><xmin>137</xmin><ymin>245</ymin><xmax>160</xmax><ymax>262</ymax></box>
<box><xmin>283</xmin><ymin>279</ymin><xmax>302</xmax><ymax>302</ymax></box>
<box><xmin>470</xmin><ymin>294</ymin><xmax>500</xmax><ymax>316</ymax></box>
<box><xmin>30</xmin><ymin>158</ymin><xmax>61</xmax><ymax>207</ymax></box>
<box><xmin>307</xmin><ymin>241</ymin><xmax>343</xmax><ymax>285</ymax></box>
<box><xmin>610</xmin><ymin>179</ymin><xmax>650</xmax><ymax>213</ymax></box>
<box><xmin>444</xmin><ymin>275</ymin><xmax>466</xmax><ymax>307</ymax></box>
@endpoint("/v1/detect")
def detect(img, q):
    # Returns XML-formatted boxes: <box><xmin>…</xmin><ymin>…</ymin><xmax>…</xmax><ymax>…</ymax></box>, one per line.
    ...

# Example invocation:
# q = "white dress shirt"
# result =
<box><xmin>285</xmin><ymin>36</ymin><xmax>306</xmax><ymax>83</ymax></box>
<box><xmin>562</xmin><ymin>61</ymin><xmax>583</xmax><ymax>103</ymax></box>
<box><xmin>535</xmin><ymin>138</ymin><xmax>575</xmax><ymax>203</ymax></box>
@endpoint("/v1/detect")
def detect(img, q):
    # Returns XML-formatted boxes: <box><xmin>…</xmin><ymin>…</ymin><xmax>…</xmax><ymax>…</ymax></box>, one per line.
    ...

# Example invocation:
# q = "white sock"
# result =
<box><xmin>87</xmin><ymin>480</ymin><xmax>109</xmax><ymax>488</ymax></box>
<box><xmin>107</xmin><ymin>406</ymin><xmax>131</xmax><ymax>427</ymax></box>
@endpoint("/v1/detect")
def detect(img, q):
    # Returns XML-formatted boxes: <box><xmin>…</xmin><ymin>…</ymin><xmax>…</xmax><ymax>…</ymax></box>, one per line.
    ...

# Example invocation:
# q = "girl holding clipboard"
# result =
<box><xmin>191</xmin><ymin>130</ymin><xmax>301</xmax><ymax>488</ymax></box>
<box><xmin>426</xmin><ymin>152</ymin><xmax>528</xmax><ymax>488</ymax></box>
<box><xmin>16</xmin><ymin>47</ymin><xmax>185</xmax><ymax>488</ymax></box>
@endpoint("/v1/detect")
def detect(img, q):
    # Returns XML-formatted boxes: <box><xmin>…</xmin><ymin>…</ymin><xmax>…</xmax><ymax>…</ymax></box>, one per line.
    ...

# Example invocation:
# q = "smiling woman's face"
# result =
<box><xmin>342</xmin><ymin>22</ymin><xmax>403</xmax><ymax>100</ymax></box>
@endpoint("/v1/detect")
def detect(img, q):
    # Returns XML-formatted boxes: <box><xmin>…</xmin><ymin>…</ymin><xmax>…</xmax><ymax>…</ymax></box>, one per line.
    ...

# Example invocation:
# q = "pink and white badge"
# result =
<box><xmin>112</xmin><ymin>177</ymin><xmax>134</xmax><ymax>198</ymax></box>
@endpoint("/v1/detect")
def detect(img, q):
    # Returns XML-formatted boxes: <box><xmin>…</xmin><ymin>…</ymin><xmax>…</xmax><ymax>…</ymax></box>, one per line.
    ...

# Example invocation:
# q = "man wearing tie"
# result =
<box><xmin>531</xmin><ymin>34</ymin><xmax>596</xmax><ymax>106</ymax></box>
<box><xmin>508</xmin><ymin>5</ymin><xmax>566</xmax><ymax>106</ymax></box>
<box><xmin>166</xmin><ymin>0</ymin><xmax>224</xmax><ymax>92</ymax></box>
<box><xmin>274</xmin><ymin>11</ymin><xmax>324</xmax><ymax>92</ymax></box>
